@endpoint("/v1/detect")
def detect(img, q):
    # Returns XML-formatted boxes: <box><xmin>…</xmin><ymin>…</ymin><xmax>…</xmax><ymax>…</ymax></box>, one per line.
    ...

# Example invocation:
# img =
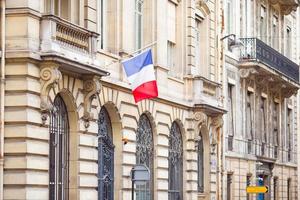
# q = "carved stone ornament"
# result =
<box><xmin>82</xmin><ymin>76</ymin><xmax>102</xmax><ymax>130</ymax></box>
<box><xmin>210</xmin><ymin>116</ymin><xmax>223</xmax><ymax>155</ymax></box>
<box><xmin>239</xmin><ymin>68</ymin><xmax>258</xmax><ymax>79</ymax></box>
<box><xmin>211</xmin><ymin>116</ymin><xmax>223</xmax><ymax>129</ymax></box>
<box><xmin>40</xmin><ymin>66</ymin><xmax>62</xmax><ymax>125</ymax></box>
<box><xmin>194</xmin><ymin>112</ymin><xmax>208</xmax><ymax>127</ymax></box>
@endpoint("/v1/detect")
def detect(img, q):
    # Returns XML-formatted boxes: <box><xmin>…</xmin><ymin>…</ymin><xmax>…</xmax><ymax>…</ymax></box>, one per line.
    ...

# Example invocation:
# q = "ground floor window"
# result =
<box><xmin>49</xmin><ymin>95</ymin><xmax>70</xmax><ymax>200</ymax></box>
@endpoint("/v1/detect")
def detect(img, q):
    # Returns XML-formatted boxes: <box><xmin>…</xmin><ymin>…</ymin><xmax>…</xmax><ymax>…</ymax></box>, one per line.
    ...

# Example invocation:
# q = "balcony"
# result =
<box><xmin>192</xmin><ymin>76</ymin><xmax>226</xmax><ymax>116</ymax></box>
<box><xmin>40</xmin><ymin>15</ymin><xmax>107</xmax><ymax>76</ymax></box>
<box><xmin>239</xmin><ymin>38</ymin><xmax>299</xmax><ymax>97</ymax></box>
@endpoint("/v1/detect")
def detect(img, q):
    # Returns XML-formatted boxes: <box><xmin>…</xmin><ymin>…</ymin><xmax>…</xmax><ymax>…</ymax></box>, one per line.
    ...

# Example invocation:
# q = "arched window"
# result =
<box><xmin>49</xmin><ymin>95</ymin><xmax>70</xmax><ymax>200</ymax></box>
<box><xmin>168</xmin><ymin>122</ymin><xmax>183</xmax><ymax>200</ymax></box>
<box><xmin>197</xmin><ymin>132</ymin><xmax>204</xmax><ymax>192</ymax></box>
<box><xmin>98</xmin><ymin>107</ymin><xmax>114</xmax><ymax>200</ymax></box>
<box><xmin>136</xmin><ymin>114</ymin><xmax>154</xmax><ymax>200</ymax></box>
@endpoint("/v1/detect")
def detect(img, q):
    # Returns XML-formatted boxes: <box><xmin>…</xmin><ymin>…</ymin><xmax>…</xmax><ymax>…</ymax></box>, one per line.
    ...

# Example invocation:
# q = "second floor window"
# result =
<box><xmin>167</xmin><ymin>41</ymin><xmax>176</xmax><ymax>70</ymax></box>
<box><xmin>45</xmin><ymin>0</ymin><xmax>79</xmax><ymax>24</ymax></box>
<box><xmin>98</xmin><ymin>0</ymin><xmax>106</xmax><ymax>49</ymax></box>
<box><xmin>194</xmin><ymin>15</ymin><xmax>209</xmax><ymax>78</ymax></box>
<box><xmin>195</xmin><ymin>19</ymin><xmax>201</xmax><ymax>72</ymax></box>
<box><xmin>260</xmin><ymin>6</ymin><xmax>267</xmax><ymax>42</ymax></box>
<box><xmin>272</xmin><ymin>16</ymin><xmax>279</xmax><ymax>50</ymax></box>
<box><xmin>135</xmin><ymin>0</ymin><xmax>143</xmax><ymax>50</ymax></box>
<box><xmin>244</xmin><ymin>0</ymin><xmax>253</xmax><ymax>37</ymax></box>
<box><xmin>286</xmin><ymin>27</ymin><xmax>292</xmax><ymax>58</ymax></box>
<box><xmin>167</xmin><ymin>1</ymin><xmax>177</xmax><ymax>76</ymax></box>
<box><xmin>226</xmin><ymin>0</ymin><xmax>233</xmax><ymax>34</ymax></box>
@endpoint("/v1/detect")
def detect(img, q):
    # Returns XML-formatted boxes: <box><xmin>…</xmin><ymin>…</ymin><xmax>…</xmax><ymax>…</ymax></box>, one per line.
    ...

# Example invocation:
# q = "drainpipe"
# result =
<box><xmin>0</xmin><ymin>0</ymin><xmax>5</xmax><ymax>199</ymax></box>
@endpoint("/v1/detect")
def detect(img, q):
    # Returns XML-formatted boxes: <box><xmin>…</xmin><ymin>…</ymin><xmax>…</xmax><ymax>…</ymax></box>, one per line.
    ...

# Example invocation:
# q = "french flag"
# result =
<box><xmin>122</xmin><ymin>49</ymin><xmax>158</xmax><ymax>103</ymax></box>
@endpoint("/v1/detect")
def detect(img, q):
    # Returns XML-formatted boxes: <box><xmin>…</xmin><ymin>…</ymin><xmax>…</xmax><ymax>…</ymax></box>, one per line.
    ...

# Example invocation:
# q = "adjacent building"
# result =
<box><xmin>223</xmin><ymin>0</ymin><xmax>300</xmax><ymax>199</ymax></box>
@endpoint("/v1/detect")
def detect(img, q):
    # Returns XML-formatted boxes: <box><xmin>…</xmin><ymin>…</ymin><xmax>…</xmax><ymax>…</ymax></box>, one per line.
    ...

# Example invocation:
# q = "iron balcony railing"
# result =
<box><xmin>239</xmin><ymin>38</ymin><xmax>299</xmax><ymax>83</ymax></box>
<box><xmin>225</xmin><ymin>137</ymin><xmax>297</xmax><ymax>164</ymax></box>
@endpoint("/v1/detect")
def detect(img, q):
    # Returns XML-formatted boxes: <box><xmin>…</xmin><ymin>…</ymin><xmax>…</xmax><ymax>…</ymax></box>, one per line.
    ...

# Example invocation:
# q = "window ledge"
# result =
<box><xmin>168</xmin><ymin>75</ymin><xmax>184</xmax><ymax>84</ymax></box>
<box><xmin>97</xmin><ymin>49</ymin><xmax>120</xmax><ymax>60</ymax></box>
<box><xmin>154</xmin><ymin>64</ymin><xmax>169</xmax><ymax>72</ymax></box>
<box><xmin>197</xmin><ymin>192</ymin><xmax>208</xmax><ymax>198</ymax></box>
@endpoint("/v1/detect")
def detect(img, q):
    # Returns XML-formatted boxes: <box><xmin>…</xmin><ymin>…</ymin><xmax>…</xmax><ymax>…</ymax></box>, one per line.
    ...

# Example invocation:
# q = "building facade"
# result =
<box><xmin>223</xmin><ymin>0</ymin><xmax>300</xmax><ymax>200</ymax></box>
<box><xmin>0</xmin><ymin>0</ymin><xmax>227</xmax><ymax>200</ymax></box>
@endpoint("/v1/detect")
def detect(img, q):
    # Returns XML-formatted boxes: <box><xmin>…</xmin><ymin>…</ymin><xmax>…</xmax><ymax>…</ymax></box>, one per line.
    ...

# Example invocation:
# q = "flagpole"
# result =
<box><xmin>102</xmin><ymin>41</ymin><xmax>157</xmax><ymax>68</ymax></box>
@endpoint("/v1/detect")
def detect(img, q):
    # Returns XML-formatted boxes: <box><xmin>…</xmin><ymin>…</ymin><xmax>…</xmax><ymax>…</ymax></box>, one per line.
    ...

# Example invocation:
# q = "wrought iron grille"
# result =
<box><xmin>98</xmin><ymin>107</ymin><xmax>114</xmax><ymax>200</ymax></box>
<box><xmin>136</xmin><ymin>114</ymin><xmax>153</xmax><ymax>200</ymax></box>
<box><xmin>49</xmin><ymin>95</ymin><xmax>70</xmax><ymax>200</ymax></box>
<box><xmin>197</xmin><ymin>133</ymin><xmax>204</xmax><ymax>193</ymax></box>
<box><xmin>168</xmin><ymin>122</ymin><xmax>183</xmax><ymax>200</ymax></box>
<box><xmin>240</xmin><ymin>38</ymin><xmax>299</xmax><ymax>82</ymax></box>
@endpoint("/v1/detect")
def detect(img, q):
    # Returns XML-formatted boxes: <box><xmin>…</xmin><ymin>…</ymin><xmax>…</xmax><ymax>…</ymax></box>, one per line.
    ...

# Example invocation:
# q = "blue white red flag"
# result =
<box><xmin>122</xmin><ymin>49</ymin><xmax>158</xmax><ymax>103</ymax></box>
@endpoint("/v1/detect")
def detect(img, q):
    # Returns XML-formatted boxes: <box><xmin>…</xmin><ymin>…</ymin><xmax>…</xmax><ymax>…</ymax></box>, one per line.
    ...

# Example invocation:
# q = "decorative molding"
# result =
<box><xmin>196</xmin><ymin>0</ymin><xmax>211</xmax><ymax>17</ymax></box>
<box><xmin>210</xmin><ymin>116</ymin><xmax>223</xmax><ymax>154</ymax></box>
<box><xmin>194</xmin><ymin>112</ymin><xmax>208</xmax><ymax>127</ymax></box>
<box><xmin>40</xmin><ymin>66</ymin><xmax>62</xmax><ymax>125</ymax></box>
<box><xmin>211</xmin><ymin>116</ymin><xmax>223</xmax><ymax>130</ymax></box>
<box><xmin>239</xmin><ymin>68</ymin><xmax>258</xmax><ymax>79</ymax></box>
<box><xmin>281</xmin><ymin>87</ymin><xmax>297</xmax><ymax>98</ymax></box>
<box><xmin>269</xmin><ymin>0</ymin><xmax>299</xmax><ymax>15</ymax></box>
<box><xmin>82</xmin><ymin>76</ymin><xmax>102</xmax><ymax>130</ymax></box>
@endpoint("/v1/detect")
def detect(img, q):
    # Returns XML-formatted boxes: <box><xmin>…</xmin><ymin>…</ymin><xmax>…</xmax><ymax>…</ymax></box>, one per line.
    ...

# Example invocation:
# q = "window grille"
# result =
<box><xmin>168</xmin><ymin>122</ymin><xmax>183</xmax><ymax>200</ymax></box>
<box><xmin>136</xmin><ymin>114</ymin><xmax>153</xmax><ymax>200</ymax></box>
<box><xmin>98</xmin><ymin>107</ymin><xmax>114</xmax><ymax>200</ymax></box>
<box><xmin>49</xmin><ymin>95</ymin><xmax>69</xmax><ymax>200</ymax></box>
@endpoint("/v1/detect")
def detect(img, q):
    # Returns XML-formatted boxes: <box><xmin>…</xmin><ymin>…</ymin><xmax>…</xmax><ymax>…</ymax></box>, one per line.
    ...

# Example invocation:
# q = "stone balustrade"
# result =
<box><xmin>41</xmin><ymin>14</ymin><xmax>99</xmax><ymax>56</ymax></box>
